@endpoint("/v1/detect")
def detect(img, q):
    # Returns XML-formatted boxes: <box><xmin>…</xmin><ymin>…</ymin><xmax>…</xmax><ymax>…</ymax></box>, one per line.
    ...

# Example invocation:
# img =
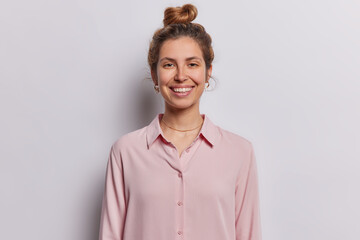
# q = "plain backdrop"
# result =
<box><xmin>1</xmin><ymin>0</ymin><xmax>359</xmax><ymax>239</ymax></box>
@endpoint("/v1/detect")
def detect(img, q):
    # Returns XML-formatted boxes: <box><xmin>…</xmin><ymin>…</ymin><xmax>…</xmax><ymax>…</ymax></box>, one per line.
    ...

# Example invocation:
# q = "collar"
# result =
<box><xmin>146</xmin><ymin>113</ymin><xmax>220</xmax><ymax>149</ymax></box>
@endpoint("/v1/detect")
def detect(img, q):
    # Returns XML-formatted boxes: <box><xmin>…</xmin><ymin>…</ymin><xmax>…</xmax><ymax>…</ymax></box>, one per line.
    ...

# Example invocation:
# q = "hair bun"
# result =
<box><xmin>163</xmin><ymin>4</ymin><xmax>198</xmax><ymax>26</ymax></box>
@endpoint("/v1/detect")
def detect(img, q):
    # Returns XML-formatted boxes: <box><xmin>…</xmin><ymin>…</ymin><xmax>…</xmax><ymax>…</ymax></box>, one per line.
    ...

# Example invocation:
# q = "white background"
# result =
<box><xmin>1</xmin><ymin>0</ymin><xmax>359</xmax><ymax>239</ymax></box>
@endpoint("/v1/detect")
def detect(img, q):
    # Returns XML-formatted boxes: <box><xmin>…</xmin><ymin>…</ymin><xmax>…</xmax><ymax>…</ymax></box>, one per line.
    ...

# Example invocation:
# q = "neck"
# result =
<box><xmin>161</xmin><ymin>104</ymin><xmax>203</xmax><ymax>132</ymax></box>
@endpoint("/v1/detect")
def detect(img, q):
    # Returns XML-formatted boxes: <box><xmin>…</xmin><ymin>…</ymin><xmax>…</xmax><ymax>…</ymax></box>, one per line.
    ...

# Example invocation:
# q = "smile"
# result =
<box><xmin>170</xmin><ymin>86</ymin><xmax>194</xmax><ymax>97</ymax></box>
<box><xmin>171</xmin><ymin>87</ymin><xmax>193</xmax><ymax>93</ymax></box>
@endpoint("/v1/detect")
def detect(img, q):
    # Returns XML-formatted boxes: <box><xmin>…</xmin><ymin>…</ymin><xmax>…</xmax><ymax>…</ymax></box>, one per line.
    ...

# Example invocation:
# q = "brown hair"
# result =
<box><xmin>148</xmin><ymin>4</ymin><xmax>214</xmax><ymax>75</ymax></box>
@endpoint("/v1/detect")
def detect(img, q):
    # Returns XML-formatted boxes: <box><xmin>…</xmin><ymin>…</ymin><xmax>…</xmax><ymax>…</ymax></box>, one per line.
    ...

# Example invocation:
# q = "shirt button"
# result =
<box><xmin>178</xmin><ymin>172</ymin><xmax>182</xmax><ymax>178</ymax></box>
<box><xmin>177</xmin><ymin>201</ymin><xmax>183</xmax><ymax>206</ymax></box>
<box><xmin>177</xmin><ymin>230</ymin><xmax>183</xmax><ymax>235</ymax></box>
<box><xmin>186</xmin><ymin>149</ymin><xmax>190</xmax><ymax>153</ymax></box>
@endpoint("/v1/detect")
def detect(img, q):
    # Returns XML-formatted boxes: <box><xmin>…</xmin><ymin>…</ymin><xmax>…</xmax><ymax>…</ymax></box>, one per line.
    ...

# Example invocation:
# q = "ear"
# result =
<box><xmin>151</xmin><ymin>69</ymin><xmax>157</xmax><ymax>85</ymax></box>
<box><xmin>206</xmin><ymin>65</ymin><xmax>213</xmax><ymax>82</ymax></box>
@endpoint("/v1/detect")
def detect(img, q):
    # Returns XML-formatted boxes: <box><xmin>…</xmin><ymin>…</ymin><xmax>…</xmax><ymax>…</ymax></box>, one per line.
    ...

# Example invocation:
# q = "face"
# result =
<box><xmin>151</xmin><ymin>37</ymin><xmax>212</xmax><ymax>111</ymax></box>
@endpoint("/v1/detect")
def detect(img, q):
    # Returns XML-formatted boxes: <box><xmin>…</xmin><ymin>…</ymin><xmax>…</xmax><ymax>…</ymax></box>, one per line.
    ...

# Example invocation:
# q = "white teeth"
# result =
<box><xmin>172</xmin><ymin>87</ymin><xmax>192</xmax><ymax>92</ymax></box>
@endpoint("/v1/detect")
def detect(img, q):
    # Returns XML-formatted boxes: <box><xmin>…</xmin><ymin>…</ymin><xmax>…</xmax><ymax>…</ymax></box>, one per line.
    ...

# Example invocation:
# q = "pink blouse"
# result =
<box><xmin>99</xmin><ymin>113</ymin><xmax>262</xmax><ymax>240</ymax></box>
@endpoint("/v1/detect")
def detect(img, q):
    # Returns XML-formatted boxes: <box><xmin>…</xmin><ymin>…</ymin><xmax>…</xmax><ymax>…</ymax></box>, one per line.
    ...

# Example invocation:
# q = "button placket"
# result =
<box><xmin>173</xmin><ymin>137</ymin><xmax>203</xmax><ymax>239</ymax></box>
<box><xmin>176</xmin><ymin>170</ymin><xmax>184</xmax><ymax>239</ymax></box>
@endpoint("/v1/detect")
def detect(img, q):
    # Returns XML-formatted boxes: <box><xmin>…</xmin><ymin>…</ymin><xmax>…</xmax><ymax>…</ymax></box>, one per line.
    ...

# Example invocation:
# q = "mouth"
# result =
<box><xmin>169</xmin><ymin>86</ymin><xmax>195</xmax><ymax>96</ymax></box>
<box><xmin>170</xmin><ymin>86</ymin><xmax>195</xmax><ymax>93</ymax></box>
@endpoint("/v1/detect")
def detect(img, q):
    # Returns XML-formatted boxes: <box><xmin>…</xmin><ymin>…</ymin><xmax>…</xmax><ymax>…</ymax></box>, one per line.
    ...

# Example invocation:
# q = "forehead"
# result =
<box><xmin>159</xmin><ymin>37</ymin><xmax>203</xmax><ymax>60</ymax></box>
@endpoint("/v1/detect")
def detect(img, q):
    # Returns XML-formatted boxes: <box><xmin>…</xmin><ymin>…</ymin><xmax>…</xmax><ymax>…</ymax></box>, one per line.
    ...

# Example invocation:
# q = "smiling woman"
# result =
<box><xmin>99</xmin><ymin>3</ymin><xmax>262</xmax><ymax>240</ymax></box>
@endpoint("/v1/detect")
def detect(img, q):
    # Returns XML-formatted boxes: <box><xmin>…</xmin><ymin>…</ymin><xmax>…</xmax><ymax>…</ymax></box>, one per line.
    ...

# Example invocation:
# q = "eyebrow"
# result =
<box><xmin>159</xmin><ymin>56</ymin><xmax>202</xmax><ymax>62</ymax></box>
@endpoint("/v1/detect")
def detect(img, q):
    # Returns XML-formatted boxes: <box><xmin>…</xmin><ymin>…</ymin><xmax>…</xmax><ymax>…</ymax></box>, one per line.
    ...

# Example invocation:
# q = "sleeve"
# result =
<box><xmin>235</xmin><ymin>142</ymin><xmax>262</xmax><ymax>240</ymax></box>
<box><xmin>99</xmin><ymin>144</ymin><xmax>127</xmax><ymax>240</ymax></box>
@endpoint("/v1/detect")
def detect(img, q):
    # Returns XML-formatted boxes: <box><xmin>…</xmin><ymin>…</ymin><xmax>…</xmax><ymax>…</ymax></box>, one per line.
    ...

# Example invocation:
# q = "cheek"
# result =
<box><xmin>192</xmin><ymin>70</ymin><xmax>207</xmax><ymax>84</ymax></box>
<box><xmin>157</xmin><ymin>70</ymin><xmax>171</xmax><ymax>84</ymax></box>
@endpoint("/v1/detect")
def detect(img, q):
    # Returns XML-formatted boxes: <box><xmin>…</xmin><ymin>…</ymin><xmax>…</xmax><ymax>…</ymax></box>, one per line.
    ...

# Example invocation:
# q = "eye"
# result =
<box><xmin>188</xmin><ymin>62</ymin><xmax>199</xmax><ymax>67</ymax></box>
<box><xmin>163</xmin><ymin>63</ymin><xmax>174</xmax><ymax>68</ymax></box>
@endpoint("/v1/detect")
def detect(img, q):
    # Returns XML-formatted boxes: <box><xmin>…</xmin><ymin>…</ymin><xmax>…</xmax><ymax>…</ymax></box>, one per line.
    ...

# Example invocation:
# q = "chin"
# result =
<box><xmin>166</xmin><ymin>101</ymin><xmax>198</xmax><ymax>110</ymax></box>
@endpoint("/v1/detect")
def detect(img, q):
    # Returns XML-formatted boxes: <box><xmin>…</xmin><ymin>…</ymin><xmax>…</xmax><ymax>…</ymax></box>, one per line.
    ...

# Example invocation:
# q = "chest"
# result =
<box><xmin>122</xmin><ymin>141</ymin><xmax>239</xmax><ymax>206</ymax></box>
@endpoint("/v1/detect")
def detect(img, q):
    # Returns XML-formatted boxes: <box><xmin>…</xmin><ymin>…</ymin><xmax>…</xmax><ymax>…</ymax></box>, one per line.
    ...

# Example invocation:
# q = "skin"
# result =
<box><xmin>151</xmin><ymin>36</ymin><xmax>212</xmax><ymax>155</ymax></box>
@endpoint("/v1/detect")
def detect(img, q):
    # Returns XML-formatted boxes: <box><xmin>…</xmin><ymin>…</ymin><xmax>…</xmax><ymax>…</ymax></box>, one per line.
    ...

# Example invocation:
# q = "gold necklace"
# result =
<box><xmin>161</xmin><ymin>118</ymin><xmax>203</xmax><ymax>132</ymax></box>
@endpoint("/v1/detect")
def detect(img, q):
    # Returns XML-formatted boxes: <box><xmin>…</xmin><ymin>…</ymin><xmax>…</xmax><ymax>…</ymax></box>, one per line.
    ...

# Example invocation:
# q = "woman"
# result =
<box><xmin>99</xmin><ymin>4</ymin><xmax>262</xmax><ymax>240</ymax></box>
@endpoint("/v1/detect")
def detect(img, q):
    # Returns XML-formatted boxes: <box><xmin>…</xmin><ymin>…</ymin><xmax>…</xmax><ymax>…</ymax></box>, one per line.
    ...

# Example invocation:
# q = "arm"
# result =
<box><xmin>235</xmin><ymin>143</ymin><xmax>262</xmax><ymax>240</ymax></box>
<box><xmin>99</xmin><ymin>145</ymin><xmax>127</xmax><ymax>240</ymax></box>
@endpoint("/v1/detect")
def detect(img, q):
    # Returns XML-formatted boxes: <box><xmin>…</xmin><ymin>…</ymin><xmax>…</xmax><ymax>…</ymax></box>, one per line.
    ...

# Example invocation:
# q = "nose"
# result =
<box><xmin>175</xmin><ymin>66</ymin><xmax>187</xmax><ymax>81</ymax></box>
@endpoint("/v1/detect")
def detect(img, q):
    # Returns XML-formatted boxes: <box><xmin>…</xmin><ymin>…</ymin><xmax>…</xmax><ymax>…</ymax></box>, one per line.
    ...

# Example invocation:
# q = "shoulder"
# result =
<box><xmin>215</xmin><ymin>126</ymin><xmax>257</xmax><ymax>173</ymax></box>
<box><xmin>110</xmin><ymin>126</ymin><xmax>148</xmax><ymax>153</ymax></box>
<box><xmin>217</xmin><ymin>125</ymin><xmax>254</xmax><ymax>153</ymax></box>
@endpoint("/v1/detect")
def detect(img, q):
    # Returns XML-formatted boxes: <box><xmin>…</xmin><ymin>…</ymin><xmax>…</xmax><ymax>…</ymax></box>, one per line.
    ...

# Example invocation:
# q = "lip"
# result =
<box><xmin>170</xmin><ymin>85</ymin><xmax>195</xmax><ymax>89</ymax></box>
<box><xmin>170</xmin><ymin>86</ymin><xmax>194</xmax><ymax>97</ymax></box>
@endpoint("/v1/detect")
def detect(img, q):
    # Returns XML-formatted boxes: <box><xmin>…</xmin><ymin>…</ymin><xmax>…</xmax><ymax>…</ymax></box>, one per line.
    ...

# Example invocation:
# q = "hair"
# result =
<box><xmin>148</xmin><ymin>4</ymin><xmax>214</xmax><ymax>76</ymax></box>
